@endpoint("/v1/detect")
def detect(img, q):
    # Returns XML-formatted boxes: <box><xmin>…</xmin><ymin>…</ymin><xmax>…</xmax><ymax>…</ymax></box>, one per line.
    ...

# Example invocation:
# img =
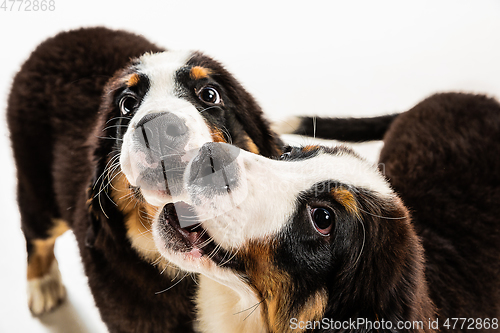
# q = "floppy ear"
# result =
<box><xmin>85</xmin><ymin>149</ymin><xmax>121</xmax><ymax>248</ymax></box>
<box><xmin>234</xmin><ymin>92</ymin><xmax>284</xmax><ymax>158</ymax></box>
<box><xmin>85</xmin><ymin>121</ymin><xmax>122</xmax><ymax>248</ymax></box>
<box><xmin>218</xmin><ymin>74</ymin><xmax>283</xmax><ymax>157</ymax></box>
<box><xmin>84</xmin><ymin>68</ymin><xmax>133</xmax><ymax>248</ymax></box>
<box><xmin>331</xmin><ymin>193</ymin><xmax>436</xmax><ymax>329</ymax></box>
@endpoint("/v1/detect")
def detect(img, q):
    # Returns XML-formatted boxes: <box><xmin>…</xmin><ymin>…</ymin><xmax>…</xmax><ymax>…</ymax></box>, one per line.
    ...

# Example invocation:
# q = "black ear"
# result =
<box><xmin>86</xmin><ymin>152</ymin><xmax>120</xmax><ymax>248</ymax></box>
<box><xmin>85</xmin><ymin>69</ymin><xmax>131</xmax><ymax>248</ymax></box>
<box><xmin>322</xmin><ymin>191</ymin><xmax>437</xmax><ymax>330</ymax></box>
<box><xmin>345</xmin><ymin>194</ymin><xmax>436</xmax><ymax>329</ymax></box>
<box><xmin>221</xmin><ymin>76</ymin><xmax>283</xmax><ymax>157</ymax></box>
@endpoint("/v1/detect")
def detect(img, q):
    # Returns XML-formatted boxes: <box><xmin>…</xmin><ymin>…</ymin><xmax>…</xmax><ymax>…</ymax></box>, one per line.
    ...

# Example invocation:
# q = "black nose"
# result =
<box><xmin>135</xmin><ymin>112</ymin><xmax>189</xmax><ymax>153</ymax></box>
<box><xmin>188</xmin><ymin>142</ymin><xmax>241</xmax><ymax>195</ymax></box>
<box><xmin>137</xmin><ymin>112</ymin><xmax>188</xmax><ymax>136</ymax></box>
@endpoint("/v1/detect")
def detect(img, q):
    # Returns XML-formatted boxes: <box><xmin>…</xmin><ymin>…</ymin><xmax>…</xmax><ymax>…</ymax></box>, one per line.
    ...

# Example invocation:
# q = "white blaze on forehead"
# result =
<box><xmin>134</xmin><ymin>51</ymin><xmax>194</xmax><ymax>118</ymax></box>
<box><xmin>137</xmin><ymin>50</ymin><xmax>192</xmax><ymax>90</ymax></box>
<box><xmin>285</xmin><ymin>150</ymin><xmax>393</xmax><ymax>197</ymax></box>
<box><xmin>132</xmin><ymin>50</ymin><xmax>212</xmax><ymax>149</ymax></box>
<box><xmin>197</xmin><ymin>149</ymin><xmax>393</xmax><ymax>249</ymax></box>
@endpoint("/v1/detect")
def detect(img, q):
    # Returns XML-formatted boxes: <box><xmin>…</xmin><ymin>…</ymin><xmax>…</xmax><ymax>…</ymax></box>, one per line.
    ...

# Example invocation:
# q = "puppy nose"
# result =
<box><xmin>132</xmin><ymin>112</ymin><xmax>190</xmax><ymax>197</ymax></box>
<box><xmin>188</xmin><ymin>142</ymin><xmax>241</xmax><ymax>194</ymax></box>
<box><xmin>135</xmin><ymin>112</ymin><xmax>189</xmax><ymax>152</ymax></box>
<box><xmin>136</xmin><ymin>112</ymin><xmax>188</xmax><ymax>137</ymax></box>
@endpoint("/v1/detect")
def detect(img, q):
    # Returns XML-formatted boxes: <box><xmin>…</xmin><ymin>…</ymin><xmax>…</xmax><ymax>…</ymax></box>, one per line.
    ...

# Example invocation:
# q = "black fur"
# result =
<box><xmin>381</xmin><ymin>93</ymin><xmax>500</xmax><ymax>324</ymax></box>
<box><xmin>292</xmin><ymin>114</ymin><xmax>398</xmax><ymax>142</ymax></box>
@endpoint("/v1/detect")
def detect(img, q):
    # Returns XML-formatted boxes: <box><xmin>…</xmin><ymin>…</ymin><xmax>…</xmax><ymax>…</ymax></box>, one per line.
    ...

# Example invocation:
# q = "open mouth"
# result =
<box><xmin>157</xmin><ymin>202</ymin><xmax>239</xmax><ymax>268</ymax></box>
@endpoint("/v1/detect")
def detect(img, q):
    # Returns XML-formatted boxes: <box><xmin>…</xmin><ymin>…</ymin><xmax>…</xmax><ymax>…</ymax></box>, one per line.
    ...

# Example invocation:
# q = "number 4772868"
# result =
<box><xmin>443</xmin><ymin>318</ymin><xmax>498</xmax><ymax>330</ymax></box>
<box><xmin>1</xmin><ymin>0</ymin><xmax>55</xmax><ymax>11</ymax></box>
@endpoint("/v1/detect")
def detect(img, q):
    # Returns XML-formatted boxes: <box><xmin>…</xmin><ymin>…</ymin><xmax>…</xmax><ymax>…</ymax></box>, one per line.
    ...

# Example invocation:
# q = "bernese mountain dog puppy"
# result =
<box><xmin>154</xmin><ymin>93</ymin><xmax>500</xmax><ymax>332</ymax></box>
<box><xmin>7</xmin><ymin>27</ymin><xmax>282</xmax><ymax>332</ymax></box>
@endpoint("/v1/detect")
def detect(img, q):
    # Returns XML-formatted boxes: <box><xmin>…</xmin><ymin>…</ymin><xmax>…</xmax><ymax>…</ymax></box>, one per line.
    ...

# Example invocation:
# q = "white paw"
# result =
<box><xmin>27</xmin><ymin>259</ymin><xmax>66</xmax><ymax>316</ymax></box>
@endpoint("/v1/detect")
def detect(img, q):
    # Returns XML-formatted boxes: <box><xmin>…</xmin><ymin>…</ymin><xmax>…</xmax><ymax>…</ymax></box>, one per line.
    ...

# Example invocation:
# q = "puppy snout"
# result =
<box><xmin>135</xmin><ymin>112</ymin><xmax>189</xmax><ymax>153</ymax></box>
<box><xmin>130</xmin><ymin>112</ymin><xmax>191</xmax><ymax>197</ymax></box>
<box><xmin>188</xmin><ymin>142</ymin><xmax>241</xmax><ymax>195</ymax></box>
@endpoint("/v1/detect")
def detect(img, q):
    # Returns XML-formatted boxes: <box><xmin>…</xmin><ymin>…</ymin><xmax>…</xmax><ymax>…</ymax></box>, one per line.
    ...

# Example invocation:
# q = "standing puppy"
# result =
<box><xmin>7</xmin><ymin>27</ymin><xmax>282</xmax><ymax>332</ymax></box>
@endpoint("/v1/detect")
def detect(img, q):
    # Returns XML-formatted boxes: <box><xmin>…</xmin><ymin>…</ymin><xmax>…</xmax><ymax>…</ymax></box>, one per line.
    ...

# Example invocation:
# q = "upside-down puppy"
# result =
<box><xmin>153</xmin><ymin>93</ymin><xmax>500</xmax><ymax>332</ymax></box>
<box><xmin>7</xmin><ymin>27</ymin><xmax>282</xmax><ymax>332</ymax></box>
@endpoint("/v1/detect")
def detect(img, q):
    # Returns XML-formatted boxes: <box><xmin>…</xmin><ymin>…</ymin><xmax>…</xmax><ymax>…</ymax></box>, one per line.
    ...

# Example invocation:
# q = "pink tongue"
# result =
<box><xmin>189</xmin><ymin>248</ymin><xmax>202</xmax><ymax>258</ymax></box>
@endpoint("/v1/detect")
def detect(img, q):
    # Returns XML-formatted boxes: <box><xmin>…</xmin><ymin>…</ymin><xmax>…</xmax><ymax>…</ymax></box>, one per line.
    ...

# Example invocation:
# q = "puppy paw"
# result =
<box><xmin>27</xmin><ymin>260</ymin><xmax>66</xmax><ymax>316</ymax></box>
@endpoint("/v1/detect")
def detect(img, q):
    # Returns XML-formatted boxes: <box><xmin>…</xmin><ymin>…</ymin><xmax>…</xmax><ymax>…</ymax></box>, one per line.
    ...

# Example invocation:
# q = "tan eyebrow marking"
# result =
<box><xmin>190</xmin><ymin>66</ymin><xmax>211</xmax><ymax>80</ymax></box>
<box><xmin>126</xmin><ymin>73</ymin><xmax>140</xmax><ymax>87</ymax></box>
<box><xmin>331</xmin><ymin>188</ymin><xmax>359</xmax><ymax>216</ymax></box>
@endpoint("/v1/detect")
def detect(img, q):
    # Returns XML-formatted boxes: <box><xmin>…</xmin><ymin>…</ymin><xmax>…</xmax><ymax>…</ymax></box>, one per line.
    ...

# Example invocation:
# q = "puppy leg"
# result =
<box><xmin>26</xmin><ymin>219</ymin><xmax>69</xmax><ymax>316</ymax></box>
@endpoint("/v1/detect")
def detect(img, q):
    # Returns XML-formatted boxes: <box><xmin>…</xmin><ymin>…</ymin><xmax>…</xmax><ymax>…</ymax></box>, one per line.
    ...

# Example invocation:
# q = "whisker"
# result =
<box><xmin>102</xmin><ymin>124</ymin><xmax>130</xmax><ymax>131</ymax></box>
<box><xmin>155</xmin><ymin>271</ymin><xmax>190</xmax><ymax>294</ymax></box>
<box><xmin>233</xmin><ymin>299</ymin><xmax>262</xmax><ymax>315</ymax></box>
<box><xmin>219</xmin><ymin>248</ymin><xmax>240</xmax><ymax>267</ymax></box>
<box><xmin>313</xmin><ymin>116</ymin><xmax>317</xmax><ymax>139</ymax></box>
<box><xmin>219</xmin><ymin>125</ymin><xmax>234</xmax><ymax>145</ymax></box>
<box><xmin>105</xmin><ymin>116</ymin><xmax>131</xmax><ymax>125</ymax></box>
<box><xmin>190</xmin><ymin>273</ymin><xmax>199</xmax><ymax>285</ymax></box>
<box><xmin>96</xmin><ymin>136</ymin><xmax>123</xmax><ymax>141</ymax></box>
<box><xmin>358</xmin><ymin>207</ymin><xmax>407</xmax><ymax>220</ymax></box>
<box><xmin>352</xmin><ymin>218</ymin><xmax>366</xmax><ymax>268</ymax></box>
<box><xmin>199</xmin><ymin>105</ymin><xmax>219</xmax><ymax>114</ymax></box>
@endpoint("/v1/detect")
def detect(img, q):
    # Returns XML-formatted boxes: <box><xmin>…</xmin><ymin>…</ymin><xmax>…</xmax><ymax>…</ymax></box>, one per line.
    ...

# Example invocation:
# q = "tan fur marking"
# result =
<box><xmin>111</xmin><ymin>172</ymin><xmax>178</xmax><ymax>276</ymax></box>
<box><xmin>190</xmin><ymin>66</ymin><xmax>211</xmax><ymax>80</ymax></box>
<box><xmin>27</xmin><ymin>219</ymin><xmax>69</xmax><ymax>280</ymax></box>
<box><xmin>27</xmin><ymin>240</ymin><xmax>56</xmax><ymax>280</ymax></box>
<box><xmin>50</xmin><ymin>219</ymin><xmax>70</xmax><ymax>238</ymax></box>
<box><xmin>210</xmin><ymin>127</ymin><xmax>226</xmax><ymax>143</ymax></box>
<box><xmin>244</xmin><ymin>135</ymin><xmax>260</xmax><ymax>154</ymax></box>
<box><xmin>127</xmin><ymin>73</ymin><xmax>140</xmax><ymax>87</ymax></box>
<box><xmin>243</xmin><ymin>240</ymin><xmax>293</xmax><ymax>333</ymax></box>
<box><xmin>296</xmin><ymin>289</ymin><xmax>328</xmax><ymax>328</ymax></box>
<box><xmin>332</xmin><ymin>188</ymin><xmax>359</xmax><ymax>216</ymax></box>
<box><xmin>302</xmin><ymin>145</ymin><xmax>319</xmax><ymax>152</ymax></box>
<box><xmin>241</xmin><ymin>241</ymin><xmax>329</xmax><ymax>332</ymax></box>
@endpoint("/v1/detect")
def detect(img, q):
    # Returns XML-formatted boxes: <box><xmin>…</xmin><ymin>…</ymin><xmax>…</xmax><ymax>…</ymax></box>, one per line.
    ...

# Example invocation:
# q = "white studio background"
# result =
<box><xmin>1</xmin><ymin>1</ymin><xmax>499</xmax><ymax>332</ymax></box>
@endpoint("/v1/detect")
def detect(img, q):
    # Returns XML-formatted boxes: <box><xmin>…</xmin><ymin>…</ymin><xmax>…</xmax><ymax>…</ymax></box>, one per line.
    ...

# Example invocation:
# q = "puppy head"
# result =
<box><xmin>154</xmin><ymin>143</ymin><xmax>431</xmax><ymax>330</ymax></box>
<box><xmin>92</xmin><ymin>50</ymin><xmax>281</xmax><ymax>209</ymax></box>
<box><xmin>86</xmin><ymin>50</ymin><xmax>282</xmax><ymax>262</ymax></box>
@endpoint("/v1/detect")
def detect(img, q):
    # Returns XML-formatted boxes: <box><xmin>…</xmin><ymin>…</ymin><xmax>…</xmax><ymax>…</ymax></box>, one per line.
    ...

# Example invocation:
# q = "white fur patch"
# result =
<box><xmin>191</xmin><ymin>147</ymin><xmax>393</xmax><ymax>250</ymax></box>
<box><xmin>119</xmin><ymin>51</ymin><xmax>213</xmax><ymax>206</ymax></box>
<box><xmin>27</xmin><ymin>259</ymin><xmax>66</xmax><ymax>316</ymax></box>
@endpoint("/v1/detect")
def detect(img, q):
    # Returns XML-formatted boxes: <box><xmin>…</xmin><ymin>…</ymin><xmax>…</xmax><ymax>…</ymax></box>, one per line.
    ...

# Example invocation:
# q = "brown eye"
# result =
<box><xmin>310</xmin><ymin>207</ymin><xmax>334</xmax><ymax>236</ymax></box>
<box><xmin>198</xmin><ymin>87</ymin><xmax>221</xmax><ymax>104</ymax></box>
<box><xmin>119</xmin><ymin>95</ymin><xmax>138</xmax><ymax>115</ymax></box>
